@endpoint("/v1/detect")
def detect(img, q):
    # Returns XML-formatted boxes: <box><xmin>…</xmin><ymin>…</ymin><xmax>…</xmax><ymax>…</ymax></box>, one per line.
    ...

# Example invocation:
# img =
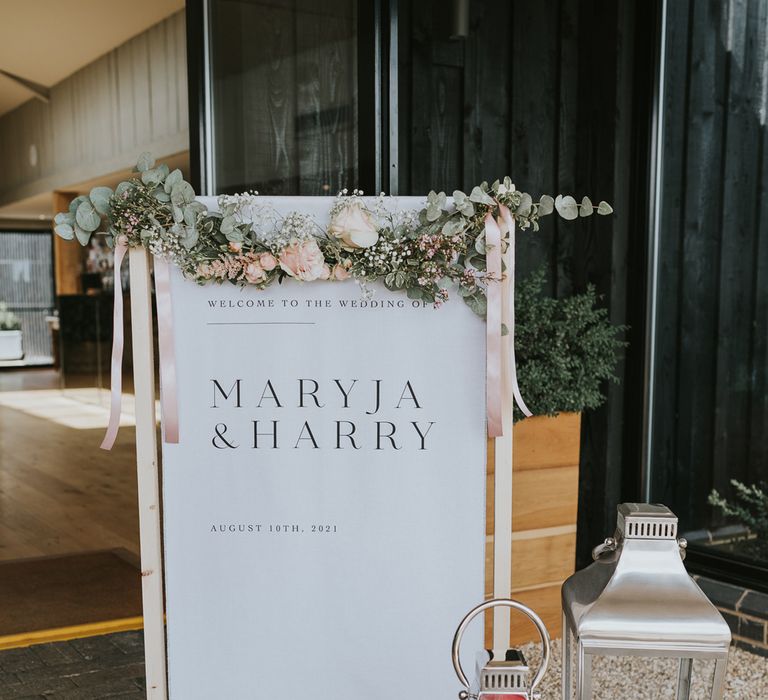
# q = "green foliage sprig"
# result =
<box><xmin>0</xmin><ymin>302</ymin><xmax>21</xmax><ymax>331</ymax></box>
<box><xmin>514</xmin><ymin>268</ymin><xmax>625</xmax><ymax>420</ymax></box>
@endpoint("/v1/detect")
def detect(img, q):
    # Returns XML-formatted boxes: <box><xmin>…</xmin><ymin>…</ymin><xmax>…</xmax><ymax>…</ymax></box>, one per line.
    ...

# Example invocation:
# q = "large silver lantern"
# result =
<box><xmin>452</xmin><ymin>599</ymin><xmax>551</xmax><ymax>699</ymax></box>
<box><xmin>561</xmin><ymin>503</ymin><xmax>731</xmax><ymax>699</ymax></box>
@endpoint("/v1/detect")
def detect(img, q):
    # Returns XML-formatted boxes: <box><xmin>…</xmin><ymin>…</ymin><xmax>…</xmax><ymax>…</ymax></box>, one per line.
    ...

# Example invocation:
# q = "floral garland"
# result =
<box><xmin>54</xmin><ymin>153</ymin><xmax>612</xmax><ymax>316</ymax></box>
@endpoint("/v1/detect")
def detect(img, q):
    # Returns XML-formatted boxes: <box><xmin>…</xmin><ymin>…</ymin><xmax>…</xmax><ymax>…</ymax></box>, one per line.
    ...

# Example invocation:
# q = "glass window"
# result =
<box><xmin>0</xmin><ymin>232</ymin><xmax>54</xmax><ymax>363</ymax></box>
<box><xmin>209</xmin><ymin>0</ymin><xmax>359</xmax><ymax>195</ymax></box>
<box><xmin>650</xmin><ymin>0</ymin><xmax>768</xmax><ymax>578</ymax></box>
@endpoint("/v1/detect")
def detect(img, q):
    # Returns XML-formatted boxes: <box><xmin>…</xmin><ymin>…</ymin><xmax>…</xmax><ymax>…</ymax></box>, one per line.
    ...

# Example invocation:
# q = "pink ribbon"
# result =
<box><xmin>499</xmin><ymin>204</ymin><xmax>533</xmax><ymax>420</ymax></box>
<box><xmin>100</xmin><ymin>246</ymin><xmax>180</xmax><ymax>449</ymax></box>
<box><xmin>485</xmin><ymin>213</ymin><xmax>504</xmax><ymax>437</ymax></box>
<box><xmin>100</xmin><ymin>241</ymin><xmax>128</xmax><ymax>450</ymax></box>
<box><xmin>485</xmin><ymin>204</ymin><xmax>532</xmax><ymax>439</ymax></box>
<box><xmin>154</xmin><ymin>258</ymin><xmax>180</xmax><ymax>444</ymax></box>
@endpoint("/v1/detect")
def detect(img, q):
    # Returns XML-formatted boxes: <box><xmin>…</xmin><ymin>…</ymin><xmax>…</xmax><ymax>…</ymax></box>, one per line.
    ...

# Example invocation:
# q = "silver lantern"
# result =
<box><xmin>561</xmin><ymin>503</ymin><xmax>731</xmax><ymax>699</ymax></box>
<box><xmin>452</xmin><ymin>598</ymin><xmax>551</xmax><ymax>699</ymax></box>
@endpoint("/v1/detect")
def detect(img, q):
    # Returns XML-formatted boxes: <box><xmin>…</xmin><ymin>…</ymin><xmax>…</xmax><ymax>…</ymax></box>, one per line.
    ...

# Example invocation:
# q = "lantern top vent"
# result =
<box><xmin>477</xmin><ymin>648</ymin><xmax>529</xmax><ymax>696</ymax></box>
<box><xmin>617</xmin><ymin>502</ymin><xmax>678</xmax><ymax>541</ymax></box>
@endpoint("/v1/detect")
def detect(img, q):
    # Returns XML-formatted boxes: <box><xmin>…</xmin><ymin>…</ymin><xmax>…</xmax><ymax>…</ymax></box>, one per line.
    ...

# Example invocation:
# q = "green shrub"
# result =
<box><xmin>515</xmin><ymin>268</ymin><xmax>625</xmax><ymax>420</ymax></box>
<box><xmin>709</xmin><ymin>480</ymin><xmax>768</xmax><ymax>541</ymax></box>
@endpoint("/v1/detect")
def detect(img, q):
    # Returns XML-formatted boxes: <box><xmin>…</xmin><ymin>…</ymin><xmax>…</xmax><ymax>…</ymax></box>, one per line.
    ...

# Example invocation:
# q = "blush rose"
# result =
<box><xmin>279</xmin><ymin>239</ymin><xmax>329</xmax><ymax>282</ymax></box>
<box><xmin>329</xmin><ymin>202</ymin><xmax>379</xmax><ymax>250</ymax></box>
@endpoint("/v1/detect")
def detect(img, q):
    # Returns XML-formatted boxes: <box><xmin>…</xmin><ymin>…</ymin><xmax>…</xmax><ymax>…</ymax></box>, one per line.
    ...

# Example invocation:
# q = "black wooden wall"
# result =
<box><xmin>651</xmin><ymin>0</ymin><xmax>768</xmax><ymax>537</ymax></box>
<box><xmin>398</xmin><ymin>0</ymin><xmax>657</xmax><ymax>565</ymax></box>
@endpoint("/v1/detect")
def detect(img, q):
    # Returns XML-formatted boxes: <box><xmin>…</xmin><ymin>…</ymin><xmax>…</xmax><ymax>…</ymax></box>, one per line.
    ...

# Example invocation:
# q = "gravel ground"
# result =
<box><xmin>520</xmin><ymin>640</ymin><xmax>768</xmax><ymax>699</ymax></box>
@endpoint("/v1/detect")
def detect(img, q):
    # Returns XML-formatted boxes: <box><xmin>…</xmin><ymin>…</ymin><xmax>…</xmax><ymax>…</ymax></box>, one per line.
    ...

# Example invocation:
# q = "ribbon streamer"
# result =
<box><xmin>100</xmin><ymin>247</ymin><xmax>180</xmax><ymax>449</ymax></box>
<box><xmin>484</xmin><ymin>204</ymin><xmax>532</xmax><ymax>439</ymax></box>
<box><xmin>499</xmin><ymin>204</ymin><xmax>533</xmax><ymax>420</ymax></box>
<box><xmin>153</xmin><ymin>258</ymin><xmax>180</xmax><ymax>444</ymax></box>
<box><xmin>100</xmin><ymin>241</ymin><xmax>128</xmax><ymax>450</ymax></box>
<box><xmin>485</xmin><ymin>213</ymin><xmax>503</xmax><ymax>437</ymax></box>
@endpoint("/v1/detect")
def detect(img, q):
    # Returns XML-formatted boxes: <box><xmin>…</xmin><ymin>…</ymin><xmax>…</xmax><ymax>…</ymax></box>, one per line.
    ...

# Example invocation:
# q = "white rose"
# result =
<box><xmin>329</xmin><ymin>203</ymin><xmax>379</xmax><ymax>250</ymax></box>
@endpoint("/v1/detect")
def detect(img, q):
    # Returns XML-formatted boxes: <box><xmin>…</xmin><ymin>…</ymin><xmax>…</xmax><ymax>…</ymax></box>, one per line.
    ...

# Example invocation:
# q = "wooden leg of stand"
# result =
<box><xmin>129</xmin><ymin>248</ymin><xmax>168</xmax><ymax>699</ymax></box>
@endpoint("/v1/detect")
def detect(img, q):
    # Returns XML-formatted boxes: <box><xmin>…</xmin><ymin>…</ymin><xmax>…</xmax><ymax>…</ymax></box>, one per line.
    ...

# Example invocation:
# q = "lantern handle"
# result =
<box><xmin>452</xmin><ymin>598</ymin><xmax>551</xmax><ymax>698</ymax></box>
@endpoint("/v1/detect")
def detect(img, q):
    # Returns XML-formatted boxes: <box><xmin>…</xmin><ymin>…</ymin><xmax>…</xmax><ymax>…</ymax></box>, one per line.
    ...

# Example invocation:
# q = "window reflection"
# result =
<box><xmin>210</xmin><ymin>0</ymin><xmax>358</xmax><ymax>195</ymax></box>
<box><xmin>651</xmin><ymin>0</ymin><xmax>768</xmax><ymax>571</ymax></box>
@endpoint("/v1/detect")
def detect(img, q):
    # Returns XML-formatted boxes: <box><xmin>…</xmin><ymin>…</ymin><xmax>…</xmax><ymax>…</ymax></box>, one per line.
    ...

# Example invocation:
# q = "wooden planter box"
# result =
<box><xmin>485</xmin><ymin>412</ymin><xmax>581</xmax><ymax>646</ymax></box>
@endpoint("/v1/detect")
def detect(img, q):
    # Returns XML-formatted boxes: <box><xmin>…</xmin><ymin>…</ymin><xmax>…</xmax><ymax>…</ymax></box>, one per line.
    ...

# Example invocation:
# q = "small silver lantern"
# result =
<box><xmin>561</xmin><ymin>503</ymin><xmax>731</xmax><ymax>699</ymax></box>
<box><xmin>452</xmin><ymin>598</ymin><xmax>551</xmax><ymax>699</ymax></box>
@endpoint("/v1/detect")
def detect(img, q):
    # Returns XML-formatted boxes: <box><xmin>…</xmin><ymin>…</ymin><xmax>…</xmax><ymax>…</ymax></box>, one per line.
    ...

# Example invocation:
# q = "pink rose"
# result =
<box><xmin>244</xmin><ymin>261</ymin><xmax>266</xmax><ymax>283</ymax></box>
<box><xmin>279</xmin><ymin>239</ymin><xmax>328</xmax><ymax>281</ymax></box>
<box><xmin>228</xmin><ymin>241</ymin><xmax>242</xmax><ymax>253</ymax></box>
<box><xmin>259</xmin><ymin>253</ymin><xmax>277</xmax><ymax>271</ymax></box>
<box><xmin>332</xmin><ymin>264</ymin><xmax>350</xmax><ymax>281</ymax></box>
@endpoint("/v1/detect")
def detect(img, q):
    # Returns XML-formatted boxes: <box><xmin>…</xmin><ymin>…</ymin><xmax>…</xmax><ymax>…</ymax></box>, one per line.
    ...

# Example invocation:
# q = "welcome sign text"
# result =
<box><xmin>208</xmin><ymin>378</ymin><xmax>437</xmax><ymax>450</ymax></box>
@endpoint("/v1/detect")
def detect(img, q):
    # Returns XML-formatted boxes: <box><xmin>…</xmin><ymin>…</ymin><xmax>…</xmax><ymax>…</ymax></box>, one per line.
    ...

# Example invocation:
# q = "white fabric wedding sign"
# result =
<box><xmin>160</xmin><ymin>197</ymin><xmax>487</xmax><ymax>699</ymax></box>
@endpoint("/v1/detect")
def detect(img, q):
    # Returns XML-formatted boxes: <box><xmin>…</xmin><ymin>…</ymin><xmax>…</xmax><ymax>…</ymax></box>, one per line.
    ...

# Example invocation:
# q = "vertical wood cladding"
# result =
<box><xmin>0</xmin><ymin>11</ymin><xmax>189</xmax><ymax>207</ymax></box>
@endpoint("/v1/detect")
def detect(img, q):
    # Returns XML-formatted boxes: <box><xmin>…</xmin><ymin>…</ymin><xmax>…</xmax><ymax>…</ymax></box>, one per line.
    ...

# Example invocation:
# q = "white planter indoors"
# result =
<box><xmin>0</xmin><ymin>330</ymin><xmax>23</xmax><ymax>361</ymax></box>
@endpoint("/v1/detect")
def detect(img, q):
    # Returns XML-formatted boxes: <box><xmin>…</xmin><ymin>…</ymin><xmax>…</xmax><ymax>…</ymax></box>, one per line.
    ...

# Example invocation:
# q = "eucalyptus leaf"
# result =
<box><xmin>463</xmin><ymin>292</ymin><xmax>487</xmax><ymax>317</ymax></box>
<box><xmin>68</xmin><ymin>195</ymin><xmax>87</xmax><ymax>215</ymax></box>
<box><xmin>183</xmin><ymin>206</ymin><xmax>198</xmax><ymax>228</ymax></box>
<box><xmin>89</xmin><ymin>186</ymin><xmax>113</xmax><ymax>215</ymax></box>
<box><xmin>453</xmin><ymin>190</ymin><xmax>475</xmax><ymax>217</ymax></box>
<box><xmin>580</xmin><ymin>196</ymin><xmax>593</xmax><ymax>217</ymax></box>
<box><xmin>115</xmin><ymin>181</ymin><xmax>131</xmax><ymax>198</ymax></box>
<box><xmin>54</xmin><ymin>223</ymin><xmax>75</xmax><ymax>240</ymax></box>
<box><xmin>469</xmin><ymin>186</ymin><xmax>495</xmax><ymax>206</ymax></box>
<box><xmin>220</xmin><ymin>215</ymin><xmax>235</xmax><ymax>236</ymax></box>
<box><xmin>172</xmin><ymin>205</ymin><xmax>184</xmax><ymax>223</ymax></box>
<box><xmin>181</xmin><ymin>226</ymin><xmax>199</xmax><ymax>250</ymax></box>
<box><xmin>441</xmin><ymin>217</ymin><xmax>465</xmax><ymax>236</ymax></box>
<box><xmin>538</xmin><ymin>195</ymin><xmax>554</xmax><ymax>217</ymax></box>
<box><xmin>407</xmin><ymin>287</ymin><xmax>423</xmax><ymax>301</ymax></box>
<box><xmin>597</xmin><ymin>200</ymin><xmax>614</xmax><ymax>215</ymax></box>
<box><xmin>75</xmin><ymin>200</ymin><xmax>101</xmax><ymax>232</ymax></box>
<box><xmin>171</xmin><ymin>180</ymin><xmax>195</xmax><ymax>206</ymax></box>
<box><xmin>555</xmin><ymin>194</ymin><xmax>579</xmax><ymax>221</ymax></box>
<box><xmin>474</xmin><ymin>233</ymin><xmax>487</xmax><ymax>255</ymax></box>
<box><xmin>517</xmin><ymin>193</ymin><xmax>533</xmax><ymax>217</ymax></box>
<box><xmin>54</xmin><ymin>211</ymin><xmax>74</xmax><ymax>226</ymax></box>
<box><xmin>73</xmin><ymin>222</ymin><xmax>92</xmax><ymax>246</ymax></box>
<box><xmin>136</xmin><ymin>152</ymin><xmax>155</xmax><ymax>173</ymax></box>
<box><xmin>141</xmin><ymin>167</ymin><xmax>164</xmax><ymax>187</ymax></box>
<box><xmin>152</xmin><ymin>188</ymin><xmax>170</xmax><ymax>203</ymax></box>
<box><xmin>164</xmin><ymin>169</ymin><xmax>183</xmax><ymax>193</ymax></box>
<box><xmin>425</xmin><ymin>190</ymin><xmax>447</xmax><ymax>222</ymax></box>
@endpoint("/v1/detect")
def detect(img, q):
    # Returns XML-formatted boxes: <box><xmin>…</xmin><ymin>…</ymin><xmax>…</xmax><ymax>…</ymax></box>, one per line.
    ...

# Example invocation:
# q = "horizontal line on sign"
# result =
<box><xmin>206</xmin><ymin>322</ymin><xmax>316</xmax><ymax>326</ymax></box>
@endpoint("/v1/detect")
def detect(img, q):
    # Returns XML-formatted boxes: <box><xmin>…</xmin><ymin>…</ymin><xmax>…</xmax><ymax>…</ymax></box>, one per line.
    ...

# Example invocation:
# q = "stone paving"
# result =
<box><xmin>0</xmin><ymin>632</ymin><xmax>145</xmax><ymax>699</ymax></box>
